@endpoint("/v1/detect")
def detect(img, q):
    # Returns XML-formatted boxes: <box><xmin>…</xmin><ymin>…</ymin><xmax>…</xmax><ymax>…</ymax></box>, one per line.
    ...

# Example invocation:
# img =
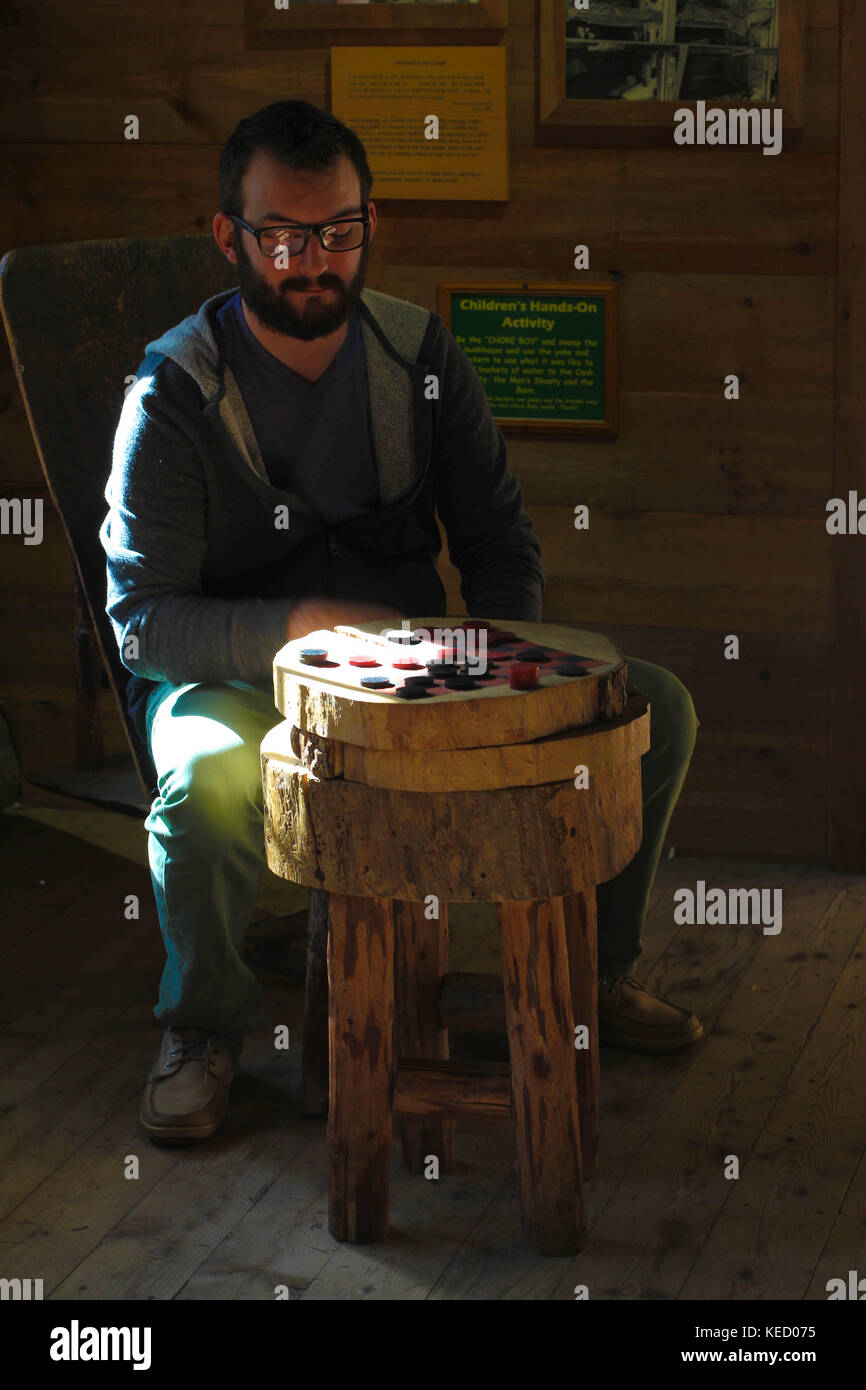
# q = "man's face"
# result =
<box><xmin>227</xmin><ymin>150</ymin><xmax>375</xmax><ymax>342</ymax></box>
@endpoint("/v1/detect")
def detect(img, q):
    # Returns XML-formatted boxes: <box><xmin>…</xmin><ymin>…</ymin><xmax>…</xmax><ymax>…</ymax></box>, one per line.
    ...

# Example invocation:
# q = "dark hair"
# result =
<box><xmin>218</xmin><ymin>101</ymin><xmax>373</xmax><ymax>219</ymax></box>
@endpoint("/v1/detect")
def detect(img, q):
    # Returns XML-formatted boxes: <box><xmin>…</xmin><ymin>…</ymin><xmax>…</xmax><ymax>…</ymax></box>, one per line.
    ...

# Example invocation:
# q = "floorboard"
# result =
<box><xmin>1</xmin><ymin>796</ymin><xmax>863</xmax><ymax>1301</ymax></box>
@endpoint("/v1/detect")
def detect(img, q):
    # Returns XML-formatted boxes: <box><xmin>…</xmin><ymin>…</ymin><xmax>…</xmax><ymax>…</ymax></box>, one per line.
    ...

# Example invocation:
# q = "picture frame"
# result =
<box><xmin>437</xmin><ymin>281</ymin><xmax>619</xmax><ymax>435</ymax></box>
<box><xmin>537</xmin><ymin>0</ymin><xmax>806</xmax><ymax>145</ymax></box>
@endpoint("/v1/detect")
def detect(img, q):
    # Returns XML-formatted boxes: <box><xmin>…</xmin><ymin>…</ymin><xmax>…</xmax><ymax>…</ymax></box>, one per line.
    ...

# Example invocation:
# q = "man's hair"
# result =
<box><xmin>218</xmin><ymin>101</ymin><xmax>373</xmax><ymax>219</ymax></box>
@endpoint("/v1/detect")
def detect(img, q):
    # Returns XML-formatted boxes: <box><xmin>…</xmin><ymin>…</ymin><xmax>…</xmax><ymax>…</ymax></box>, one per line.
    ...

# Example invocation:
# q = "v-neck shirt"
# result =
<box><xmin>213</xmin><ymin>290</ymin><xmax>380</xmax><ymax>524</ymax></box>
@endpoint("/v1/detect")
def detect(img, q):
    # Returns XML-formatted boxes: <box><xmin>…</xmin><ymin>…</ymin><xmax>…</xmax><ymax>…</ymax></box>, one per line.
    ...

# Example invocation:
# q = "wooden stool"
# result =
<box><xmin>261</xmin><ymin>619</ymin><xmax>649</xmax><ymax>1256</ymax></box>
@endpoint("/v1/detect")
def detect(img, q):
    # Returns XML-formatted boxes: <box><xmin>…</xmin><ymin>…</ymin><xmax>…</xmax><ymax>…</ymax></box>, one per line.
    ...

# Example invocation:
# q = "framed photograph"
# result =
<box><xmin>437</xmin><ymin>281</ymin><xmax>618</xmax><ymax>434</ymax></box>
<box><xmin>538</xmin><ymin>0</ymin><xmax>805</xmax><ymax>142</ymax></box>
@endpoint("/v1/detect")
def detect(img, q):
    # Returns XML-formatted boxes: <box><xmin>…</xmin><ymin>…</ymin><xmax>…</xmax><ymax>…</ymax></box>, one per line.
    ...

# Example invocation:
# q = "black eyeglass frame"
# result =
<box><xmin>230</xmin><ymin>207</ymin><xmax>370</xmax><ymax>257</ymax></box>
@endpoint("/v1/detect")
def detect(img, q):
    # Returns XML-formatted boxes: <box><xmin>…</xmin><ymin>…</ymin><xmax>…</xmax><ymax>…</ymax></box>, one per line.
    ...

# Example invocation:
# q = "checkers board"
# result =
<box><xmin>272</xmin><ymin>617</ymin><xmax>629</xmax><ymax>753</ymax></box>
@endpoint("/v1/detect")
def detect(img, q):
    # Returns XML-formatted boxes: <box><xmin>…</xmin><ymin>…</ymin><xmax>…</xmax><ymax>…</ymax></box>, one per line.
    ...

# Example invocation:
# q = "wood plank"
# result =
<box><xmin>2</xmin><ymin>0</ymin><xmax>242</xmax><ymax>20</ymax></box>
<box><xmin>263</xmin><ymin>730</ymin><xmax>644</xmax><ymax>901</ymax></box>
<box><xmin>0</xmin><ymin>842</ymin><xmax>310</xmax><ymax>1293</ymax></box>
<box><xmin>14</xmin><ymin>830</ymin><xmax>847</xmax><ymax>1298</ymax></box>
<box><xmin>438</xmin><ymin>511</ymin><xmax>832</xmax><ymax>636</ymax></box>
<box><xmin>545</xmin><ymin>865</ymin><xmax>860</xmax><ymax>1299</ymax></box>
<box><xmin>574</xmin><ymin>622</ymin><xmax>829</xmax><ymax>741</ymax></box>
<box><xmin>616</xmin><ymin>274</ymin><xmax>835</xmax><ymax>393</ymax></box>
<box><xmin>804</xmin><ymin>1151</ymin><xmax>866</xmax><ymax>1299</ymax></box>
<box><xmin>248</xmin><ymin>0</ymin><xmax>507</xmax><ymax>36</ymax></box>
<box><xmin>327</xmin><ymin>892</ymin><xmax>394</xmax><ymax>1244</ymax></box>
<box><xmin>828</xmin><ymin>0</ymin><xmax>866</xmax><ymax>871</ymax></box>
<box><xmin>678</xmin><ymin>885</ymin><xmax>866</xmax><ymax>1299</ymax></box>
<box><xmin>0</xmin><ymin>501</ymin><xmax>73</xmax><ymax>593</ymax></box>
<box><xmin>498</xmin><ymin>897</ymin><xmax>586</xmax><ymax>1254</ymax></box>
<box><xmin>340</xmin><ymin>694</ymin><xmax>649</xmax><ymax>792</ymax></box>
<box><xmin>191</xmin><ymin>896</ymin><xmax>522</xmax><ymax>1297</ymax></box>
<box><xmin>376</xmin><ymin>158</ymin><xmax>836</xmax><ymax>276</ymax></box>
<box><xmin>670</xmin><ymin>731</ymin><xmax>827</xmax><ymax>861</ymax></box>
<box><xmin>616</xmin><ymin>155</ymin><xmax>835</xmax><ymax>275</ymax></box>
<box><xmin>0</xmin><ymin>29</ymin><xmax>326</xmax><ymax>145</ymax></box>
<box><xmin>806</xmin><ymin>0</ymin><xmax>840</xmax><ymax>26</ymax></box>
<box><xmin>0</xmin><ymin>146</ymin><xmax>836</xmax><ymax>277</ymax></box>
<box><xmin>0</xmin><ymin>996</ymin><xmax>312</xmax><ymax>1298</ymax></box>
<box><xmin>554</xmin><ymin>622</ymin><xmax>830</xmax><ymax>860</ymax></box>
<box><xmin>384</xmin><ymin>268</ymin><xmax>837</xmax><ymax>392</ymax></box>
<box><xmin>800</xmin><ymin>21</ymin><xmax>840</xmax><ymax>151</ymax></box>
<box><xmin>0</xmin><ymin>0</ymin><xmax>836</xmax><ymax>150</ymax></box>
<box><xmin>426</xmin><ymin>858</ymin><xmax>775</xmax><ymax>1296</ymax></box>
<box><xmin>1</xmin><ymin>0</ymin><xmax>839</xmax><ymax>28</ymax></box>
<box><xmin>48</xmin><ymin>1050</ymin><xmax>310</xmax><ymax>1298</ymax></box>
<box><xmin>0</xmin><ymin>358</ymin><xmax>41</xmax><ymax>486</ymax></box>
<box><xmin>393</xmin><ymin>900</ymin><xmax>456</xmax><ymax>1171</ymax></box>
<box><xmin>0</xmin><ymin>700</ymin><xmax>131</xmax><ymax>776</ymax></box>
<box><xmin>510</xmin><ymin>392</ymin><xmax>836</xmax><ymax>516</ymax></box>
<box><xmin>393</xmin><ymin>1058</ymin><xmax>512</xmax><ymax>1123</ymax></box>
<box><xmin>301</xmin><ymin>886</ymin><xmax>328</xmax><ymax>1118</ymax></box>
<box><xmin>181</xmin><ymin>1120</ymin><xmax>511</xmax><ymax>1300</ymax></box>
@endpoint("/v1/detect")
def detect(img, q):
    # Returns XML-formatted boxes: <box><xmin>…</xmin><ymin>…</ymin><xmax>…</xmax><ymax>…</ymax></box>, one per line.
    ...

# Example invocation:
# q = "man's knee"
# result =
<box><xmin>630</xmin><ymin>660</ymin><xmax>699</xmax><ymax>763</ymax></box>
<box><xmin>151</xmin><ymin>739</ymin><xmax>264</xmax><ymax>839</ymax></box>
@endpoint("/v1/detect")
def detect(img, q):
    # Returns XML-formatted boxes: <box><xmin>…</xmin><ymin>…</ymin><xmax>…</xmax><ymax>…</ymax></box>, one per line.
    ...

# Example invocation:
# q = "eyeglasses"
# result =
<box><xmin>231</xmin><ymin>209</ymin><xmax>369</xmax><ymax>259</ymax></box>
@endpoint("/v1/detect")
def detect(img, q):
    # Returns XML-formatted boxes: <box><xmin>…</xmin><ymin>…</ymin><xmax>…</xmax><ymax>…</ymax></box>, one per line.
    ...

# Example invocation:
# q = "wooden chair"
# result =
<box><xmin>0</xmin><ymin>234</ymin><xmax>237</xmax><ymax>810</ymax></box>
<box><xmin>0</xmin><ymin>234</ymin><xmax>305</xmax><ymax>958</ymax></box>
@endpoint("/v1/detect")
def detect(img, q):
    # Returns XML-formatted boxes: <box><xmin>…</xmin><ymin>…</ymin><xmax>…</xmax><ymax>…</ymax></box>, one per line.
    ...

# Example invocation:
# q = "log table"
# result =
<box><xmin>260</xmin><ymin>617</ymin><xmax>649</xmax><ymax>1256</ymax></box>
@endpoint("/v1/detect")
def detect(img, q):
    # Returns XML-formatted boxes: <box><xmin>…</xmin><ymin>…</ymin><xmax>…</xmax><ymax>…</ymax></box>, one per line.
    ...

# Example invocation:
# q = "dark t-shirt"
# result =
<box><xmin>213</xmin><ymin>290</ymin><xmax>380</xmax><ymax>524</ymax></box>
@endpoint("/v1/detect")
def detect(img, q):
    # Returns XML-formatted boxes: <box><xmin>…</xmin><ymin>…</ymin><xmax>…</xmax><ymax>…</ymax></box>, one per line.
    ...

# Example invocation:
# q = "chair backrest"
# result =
<box><xmin>0</xmin><ymin>234</ymin><xmax>237</xmax><ymax>794</ymax></box>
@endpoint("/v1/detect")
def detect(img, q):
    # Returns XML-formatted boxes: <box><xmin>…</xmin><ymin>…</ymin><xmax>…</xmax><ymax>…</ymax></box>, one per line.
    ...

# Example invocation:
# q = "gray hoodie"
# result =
<box><xmin>101</xmin><ymin>285</ymin><xmax>545</xmax><ymax>738</ymax></box>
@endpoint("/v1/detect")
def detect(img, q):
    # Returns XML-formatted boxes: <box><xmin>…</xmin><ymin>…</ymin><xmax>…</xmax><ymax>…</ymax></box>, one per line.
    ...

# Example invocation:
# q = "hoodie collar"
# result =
<box><xmin>144</xmin><ymin>287</ymin><xmax>429</xmax><ymax>507</ymax></box>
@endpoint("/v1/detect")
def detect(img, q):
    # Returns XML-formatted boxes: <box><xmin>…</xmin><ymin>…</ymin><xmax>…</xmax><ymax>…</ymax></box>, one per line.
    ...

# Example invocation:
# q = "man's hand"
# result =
<box><xmin>287</xmin><ymin>596</ymin><xmax>406</xmax><ymax>644</ymax></box>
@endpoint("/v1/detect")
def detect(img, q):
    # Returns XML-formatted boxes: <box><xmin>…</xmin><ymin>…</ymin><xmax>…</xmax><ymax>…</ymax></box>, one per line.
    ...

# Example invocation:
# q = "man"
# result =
<box><xmin>101</xmin><ymin>100</ymin><xmax>702</xmax><ymax>1148</ymax></box>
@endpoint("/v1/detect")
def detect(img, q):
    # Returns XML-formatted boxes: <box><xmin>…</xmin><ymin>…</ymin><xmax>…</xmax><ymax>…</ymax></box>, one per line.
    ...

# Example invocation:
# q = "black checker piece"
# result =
<box><xmin>519</xmin><ymin>647</ymin><xmax>552</xmax><ymax>662</ymax></box>
<box><xmin>444</xmin><ymin>676</ymin><xmax>481</xmax><ymax>690</ymax></box>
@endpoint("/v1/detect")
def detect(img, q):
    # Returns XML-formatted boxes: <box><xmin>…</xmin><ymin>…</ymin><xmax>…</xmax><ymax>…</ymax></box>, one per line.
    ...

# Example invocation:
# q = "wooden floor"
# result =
<box><xmin>1</xmin><ymin>789</ymin><xmax>865</xmax><ymax>1301</ymax></box>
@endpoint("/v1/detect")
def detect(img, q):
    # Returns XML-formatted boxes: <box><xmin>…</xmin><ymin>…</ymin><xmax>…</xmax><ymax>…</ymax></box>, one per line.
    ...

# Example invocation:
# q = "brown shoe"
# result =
<box><xmin>598</xmin><ymin>975</ymin><xmax>703</xmax><ymax>1053</ymax></box>
<box><xmin>140</xmin><ymin>1026</ymin><xmax>242</xmax><ymax>1145</ymax></box>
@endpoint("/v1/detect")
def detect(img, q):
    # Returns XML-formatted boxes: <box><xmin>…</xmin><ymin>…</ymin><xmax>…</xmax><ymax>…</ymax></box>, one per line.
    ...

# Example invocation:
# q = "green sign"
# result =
<box><xmin>441</xmin><ymin>284</ymin><xmax>616</xmax><ymax>429</ymax></box>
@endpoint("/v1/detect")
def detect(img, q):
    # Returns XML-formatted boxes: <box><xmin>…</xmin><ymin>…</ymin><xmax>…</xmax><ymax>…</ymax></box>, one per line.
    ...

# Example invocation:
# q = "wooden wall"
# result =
<box><xmin>0</xmin><ymin>0</ymin><xmax>847</xmax><ymax>860</ymax></box>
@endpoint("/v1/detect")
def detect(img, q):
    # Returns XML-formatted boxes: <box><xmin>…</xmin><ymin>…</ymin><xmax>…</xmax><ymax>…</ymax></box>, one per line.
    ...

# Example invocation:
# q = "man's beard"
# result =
<box><xmin>235</xmin><ymin>234</ymin><xmax>369</xmax><ymax>342</ymax></box>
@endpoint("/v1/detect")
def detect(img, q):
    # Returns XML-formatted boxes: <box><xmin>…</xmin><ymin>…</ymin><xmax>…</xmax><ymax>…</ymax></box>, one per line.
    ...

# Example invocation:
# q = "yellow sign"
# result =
<box><xmin>330</xmin><ymin>46</ymin><xmax>508</xmax><ymax>200</ymax></box>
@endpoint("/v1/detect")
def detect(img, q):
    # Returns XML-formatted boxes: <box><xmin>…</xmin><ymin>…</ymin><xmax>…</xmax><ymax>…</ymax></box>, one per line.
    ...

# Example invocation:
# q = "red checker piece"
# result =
<box><xmin>349</xmin><ymin>656</ymin><xmax>380</xmax><ymax>668</ymax></box>
<box><xmin>509</xmin><ymin>661</ymin><xmax>540</xmax><ymax>690</ymax></box>
<box><xmin>392</xmin><ymin>659</ymin><xmax>424</xmax><ymax>670</ymax></box>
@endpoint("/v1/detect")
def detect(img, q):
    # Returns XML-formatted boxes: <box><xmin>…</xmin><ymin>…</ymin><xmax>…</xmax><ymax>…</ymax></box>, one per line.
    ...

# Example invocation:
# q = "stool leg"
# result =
<box><xmin>393</xmin><ymin>899</ymin><xmax>456</xmax><ymax>1175</ymax></box>
<box><xmin>327</xmin><ymin>892</ymin><xmax>394</xmax><ymax>1243</ymax></box>
<box><xmin>302</xmin><ymin>888</ymin><xmax>330</xmax><ymax>1118</ymax></box>
<box><xmin>498</xmin><ymin>898</ymin><xmax>587</xmax><ymax>1256</ymax></box>
<box><xmin>562</xmin><ymin>891</ymin><xmax>600</xmax><ymax>1178</ymax></box>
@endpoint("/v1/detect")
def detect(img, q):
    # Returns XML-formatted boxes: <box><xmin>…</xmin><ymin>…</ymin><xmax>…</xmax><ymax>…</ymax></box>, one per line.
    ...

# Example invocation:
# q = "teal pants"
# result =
<box><xmin>144</xmin><ymin>659</ymin><xmax>698</xmax><ymax>1039</ymax></box>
